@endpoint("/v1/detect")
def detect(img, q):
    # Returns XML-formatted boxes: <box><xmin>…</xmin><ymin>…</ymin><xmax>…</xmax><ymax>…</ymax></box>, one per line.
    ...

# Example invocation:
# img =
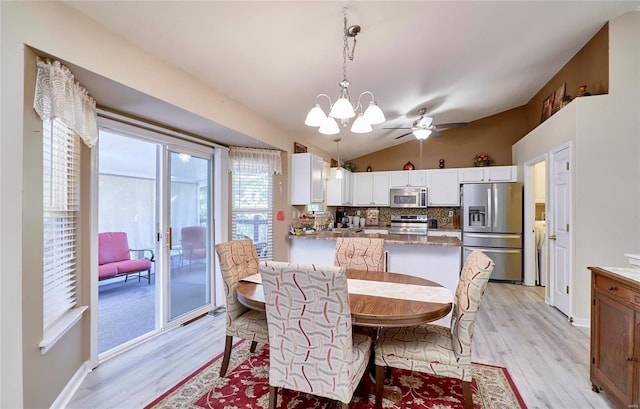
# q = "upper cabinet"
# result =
<box><xmin>389</xmin><ymin>170</ymin><xmax>426</xmax><ymax>187</ymax></box>
<box><xmin>291</xmin><ymin>153</ymin><xmax>324</xmax><ymax>205</ymax></box>
<box><xmin>426</xmin><ymin>169</ymin><xmax>460</xmax><ymax>206</ymax></box>
<box><xmin>326</xmin><ymin>168</ymin><xmax>353</xmax><ymax>206</ymax></box>
<box><xmin>354</xmin><ymin>172</ymin><xmax>390</xmax><ymax>206</ymax></box>
<box><xmin>458</xmin><ymin>165</ymin><xmax>517</xmax><ymax>183</ymax></box>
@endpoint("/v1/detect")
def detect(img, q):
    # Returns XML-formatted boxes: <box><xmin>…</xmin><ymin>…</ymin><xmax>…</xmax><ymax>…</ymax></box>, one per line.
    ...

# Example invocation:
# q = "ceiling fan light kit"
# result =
<box><xmin>413</xmin><ymin>128</ymin><xmax>432</xmax><ymax>140</ymax></box>
<box><xmin>385</xmin><ymin>107</ymin><xmax>468</xmax><ymax>140</ymax></box>
<box><xmin>304</xmin><ymin>7</ymin><xmax>385</xmax><ymax>136</ymax></box>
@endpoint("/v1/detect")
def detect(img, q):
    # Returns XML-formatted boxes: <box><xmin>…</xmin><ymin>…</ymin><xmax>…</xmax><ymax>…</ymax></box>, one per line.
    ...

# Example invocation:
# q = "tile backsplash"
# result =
<box><xmin>343</xmin><ymin>207</ymin><xmax>459</xmax><ymax>228</ymax></box>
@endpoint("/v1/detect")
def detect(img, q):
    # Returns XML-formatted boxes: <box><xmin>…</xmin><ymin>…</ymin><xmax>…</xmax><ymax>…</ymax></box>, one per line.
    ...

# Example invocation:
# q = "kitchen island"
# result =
<box><xmin>288</xmin><ymin>231</ymin><xmax>462</xmax><ymax>300</ymax></box>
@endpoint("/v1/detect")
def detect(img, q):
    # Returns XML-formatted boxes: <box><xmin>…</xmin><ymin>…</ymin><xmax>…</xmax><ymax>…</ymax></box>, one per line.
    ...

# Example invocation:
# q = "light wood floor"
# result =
<box><xmin>67</xmin><ymin>283</ymin><xmax>616</xmax><ymax>409</ymax></box>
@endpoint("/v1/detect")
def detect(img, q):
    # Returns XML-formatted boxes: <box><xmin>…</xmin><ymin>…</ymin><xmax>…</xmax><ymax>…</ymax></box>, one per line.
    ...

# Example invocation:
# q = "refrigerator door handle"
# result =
<box><xmin>487</xmin><ymin>187</ymin><xmax>492</xmax><ymax>230</ymax></box>
<box><xmin>464</xmin><ymin>247</ymin><xmax>521</xmax><ymax>254</ymax></box>
<box><xmin>493</xmin><ymin>185</ymin><xmax>499</xmax><ymax>229</ymax></box>
<box><xmin>464</xmin><ymin>232</ymin><xmax>521</xmax><ymax>239</ymax></box>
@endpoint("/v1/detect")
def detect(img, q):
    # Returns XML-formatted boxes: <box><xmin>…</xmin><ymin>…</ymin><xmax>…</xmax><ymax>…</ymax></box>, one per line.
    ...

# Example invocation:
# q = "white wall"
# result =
<box><xmin>513</xmin><ymin>12</ymin><xmax>640</xmax><ymax>323</ymax></box>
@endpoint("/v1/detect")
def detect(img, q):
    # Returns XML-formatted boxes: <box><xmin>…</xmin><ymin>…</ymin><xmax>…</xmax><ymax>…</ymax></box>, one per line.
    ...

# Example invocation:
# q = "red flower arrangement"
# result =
<box><xmin>473</xmin><ymin>153</ymin><xmax>493</xmax><ymax>167</ymax></box>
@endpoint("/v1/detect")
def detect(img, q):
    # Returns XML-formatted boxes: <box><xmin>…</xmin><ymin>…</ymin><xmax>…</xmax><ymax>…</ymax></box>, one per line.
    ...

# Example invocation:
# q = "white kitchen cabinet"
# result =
<box><xmin>354</xmin><ymin>172</ymin><xmax>390</xmax><ymax>206</ymax></box>
<box><xmin>458</xmin><ymin>165</ymin><xmax>517</xmax><ymax>183</ymax></box>
<box><xmin>291</xmin><ymin>153</ymin><xmax>324</xmax><ymax>205</ymax></box>
<box><xmin>426</xmin><ymin>169</ymin><xmax>460</xmax><ymax>206</ymax></box>
<box><xmin>326</xmin><ymin>168</ymin><xmax>352</xmax><ymax>206</ymax></box>
<box><xmin>389</xmin><ymin>170</ymin><xmax>426</xmax><ymax>187</ymax></box>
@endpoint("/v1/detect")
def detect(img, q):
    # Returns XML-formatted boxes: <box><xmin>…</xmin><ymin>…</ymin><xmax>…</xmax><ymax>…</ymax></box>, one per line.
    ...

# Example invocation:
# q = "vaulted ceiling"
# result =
<box><xmin>63</xmin><ymin>1</ymin><xmax>640</xmax><ymax>160</ymax></box>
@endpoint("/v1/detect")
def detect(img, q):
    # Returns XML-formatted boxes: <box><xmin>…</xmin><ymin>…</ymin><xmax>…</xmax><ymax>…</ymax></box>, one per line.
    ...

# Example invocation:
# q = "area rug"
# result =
<box><xmin>146</xmin><ymin>341</ymin><xmax>527</xmax><ymax>409</ymax></box>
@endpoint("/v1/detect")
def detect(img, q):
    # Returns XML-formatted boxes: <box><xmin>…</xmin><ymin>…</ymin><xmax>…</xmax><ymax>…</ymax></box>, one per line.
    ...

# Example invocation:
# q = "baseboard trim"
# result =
<box><xmin>571</xmin><ymin>316</ymin><xmax>589</xmax><ymax>328</ymax></box>
<box><xmin>50</xmin><ymin>360</ymin><xmax>91</xmax><ymax>409</ymax></box>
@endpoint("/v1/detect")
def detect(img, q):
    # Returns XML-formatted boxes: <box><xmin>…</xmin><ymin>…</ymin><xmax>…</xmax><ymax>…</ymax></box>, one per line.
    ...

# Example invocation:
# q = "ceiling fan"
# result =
<box><xmin>384</xmin><ymin>108</ymin><xmax>467</xmax><ymax>140</ymax></box>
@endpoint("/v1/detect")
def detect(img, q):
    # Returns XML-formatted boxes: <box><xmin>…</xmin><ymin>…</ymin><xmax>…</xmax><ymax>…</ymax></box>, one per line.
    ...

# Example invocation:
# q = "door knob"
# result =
<box><xmin>625</xmin><ymin>356</ymin><xmax>633</xmax><ymax>361</ymax></box>
<box><xmin>548</xmin><ymin>235</ymin><xmax>557</xmax><ymax>240</ymax></box>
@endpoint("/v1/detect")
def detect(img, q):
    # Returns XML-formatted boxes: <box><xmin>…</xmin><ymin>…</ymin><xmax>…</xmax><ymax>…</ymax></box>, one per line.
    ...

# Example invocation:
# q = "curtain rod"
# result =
<box><xmin>96</xmin><ymin>107</ymin><xmax>228</xmax><ymax>151</ymax></box>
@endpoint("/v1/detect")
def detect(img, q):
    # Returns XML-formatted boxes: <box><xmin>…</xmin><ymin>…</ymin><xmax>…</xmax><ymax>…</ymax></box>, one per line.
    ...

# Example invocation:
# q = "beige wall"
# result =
<box><xmin>350</xmin><ymin>106</ymin><xmax>529</xmax><ymax>171</ymax></box>
<box><xmin>350</xmin><ymin>23</ymin><xmax>610</xmax><ymax>172</ymax></box>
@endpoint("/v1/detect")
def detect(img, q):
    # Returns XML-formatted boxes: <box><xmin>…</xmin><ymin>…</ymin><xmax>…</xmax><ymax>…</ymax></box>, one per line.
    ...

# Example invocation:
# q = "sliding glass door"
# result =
<box><xmin>97</xmin><ymin>125</ymin><xmax>214</xmax><ymax>356</ymax></box>
<box><xmin>166</xmin><ymin>148</ymin><xmax>212</xmax><ymax>320</ymax></box>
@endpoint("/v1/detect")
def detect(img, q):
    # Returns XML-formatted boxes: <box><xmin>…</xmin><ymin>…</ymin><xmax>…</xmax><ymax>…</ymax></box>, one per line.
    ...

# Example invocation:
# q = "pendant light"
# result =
<box><xmin>334</xmin><ymin>137</ymin><xmax>343</xmax><ymax>179</ymax></box>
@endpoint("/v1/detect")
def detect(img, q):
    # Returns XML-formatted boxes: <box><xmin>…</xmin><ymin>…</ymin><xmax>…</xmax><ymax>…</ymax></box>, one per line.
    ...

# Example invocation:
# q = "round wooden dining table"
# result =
<box><xmin>236</xmin><ymin>268</ymin><xmax>453</xmax><ymax>404</ymax></box>
<box><xmin>236</xmin><ymin>268</ymin><xmax>453</xmax><ymax>327</ymax></box>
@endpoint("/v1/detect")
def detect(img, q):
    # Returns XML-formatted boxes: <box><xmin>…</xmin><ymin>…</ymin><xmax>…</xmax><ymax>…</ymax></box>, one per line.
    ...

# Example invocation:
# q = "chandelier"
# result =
<box><xmin>304</xmin><ymin>7</ymin><xmax>385</xmax><ymax>135</ymax></box>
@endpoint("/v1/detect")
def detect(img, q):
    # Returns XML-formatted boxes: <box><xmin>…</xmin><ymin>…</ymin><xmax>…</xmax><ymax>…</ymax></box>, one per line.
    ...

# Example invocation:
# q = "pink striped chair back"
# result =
<box><xmin>260</xmin><ymin>261</ymin><xmax>370</xmax><ymax>404</ymax></box>
<box><xmin>334</xmin><ymin>237</ymin><xmax>384</xmax><ymax>271</ymax></box>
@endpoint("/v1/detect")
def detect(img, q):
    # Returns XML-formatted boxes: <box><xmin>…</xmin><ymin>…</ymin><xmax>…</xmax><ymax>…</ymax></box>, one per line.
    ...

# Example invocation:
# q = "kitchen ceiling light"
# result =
<box><xmin>334</xmin><ymin>137</ymin><xmax>343</xmax><ymax>179</ymax></box>
<box><xmin>304</xmin><ymin>7</ymin><xmax>385</xmax><ymax>135</ymax></box>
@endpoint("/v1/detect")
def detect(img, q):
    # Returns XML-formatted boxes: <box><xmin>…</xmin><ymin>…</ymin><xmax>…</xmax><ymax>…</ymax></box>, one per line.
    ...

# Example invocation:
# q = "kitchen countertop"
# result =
<box><xmin>288</xmin><ymin>231</ymin><xmax>461</xmax><ymax>247</ymax></box>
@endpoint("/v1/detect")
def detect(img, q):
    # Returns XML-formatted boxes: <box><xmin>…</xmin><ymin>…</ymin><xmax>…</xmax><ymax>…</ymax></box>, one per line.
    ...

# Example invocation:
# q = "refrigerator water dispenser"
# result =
<box><xmin>468</xmin><ymin>206</ymin><xmax>486</xmax><ymax>227</ymax></box>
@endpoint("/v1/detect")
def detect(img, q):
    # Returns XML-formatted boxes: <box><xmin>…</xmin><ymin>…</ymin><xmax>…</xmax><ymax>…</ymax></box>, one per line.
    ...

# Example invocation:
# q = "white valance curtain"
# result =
<box><xmin>229</xmin><ymin>146</ymin><xmax>282</xmax><ymax>175</ymax></box>
<box><xmin>33</xmin><ymin>57</ymin><xmax>98</xmax><ymax>148</ymax></box>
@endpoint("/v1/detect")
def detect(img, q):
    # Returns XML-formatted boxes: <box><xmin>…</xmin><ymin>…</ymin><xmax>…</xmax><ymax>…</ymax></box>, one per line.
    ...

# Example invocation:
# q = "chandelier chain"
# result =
<box><xmin>342</xmin><ymin>8</ymin><xmax>357</xmax><ymax>82</ymax></box>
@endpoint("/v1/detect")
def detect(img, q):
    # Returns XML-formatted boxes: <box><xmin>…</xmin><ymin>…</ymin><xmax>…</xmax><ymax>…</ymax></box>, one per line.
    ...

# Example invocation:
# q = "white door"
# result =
<box><xmin>549</xmin><ymin>145</ymin><xmax>571</xmax><ymax>316</ymax></box>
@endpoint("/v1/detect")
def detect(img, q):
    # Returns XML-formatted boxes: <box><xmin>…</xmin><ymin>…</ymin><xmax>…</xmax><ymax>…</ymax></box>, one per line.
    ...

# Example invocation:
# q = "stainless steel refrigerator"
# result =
<box><xmin>462</xmin><ymin>182</ymin><xmax>523</xmax><ymax>282</ymax></box>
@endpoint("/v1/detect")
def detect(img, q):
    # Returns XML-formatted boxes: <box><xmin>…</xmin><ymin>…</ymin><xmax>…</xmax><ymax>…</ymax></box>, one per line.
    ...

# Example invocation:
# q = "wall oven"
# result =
<box><xmin>389</xmin><ymin>187</ymin><xmax>427</xmax><ymax>208</ymax></box>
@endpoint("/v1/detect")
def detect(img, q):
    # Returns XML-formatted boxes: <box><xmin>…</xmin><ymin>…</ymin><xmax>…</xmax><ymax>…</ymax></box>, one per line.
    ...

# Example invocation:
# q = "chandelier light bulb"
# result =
<box><xmin>319</xmin><ymin>117</ymin><xmax>340</xmax><ymax>135</ymax></box>
<box><xmin>304</xmin><ymin>104</ymin><xmax>327</xmax><ymax>127</ymax></box>
<box><xmin>363</xmin><ymin>101</ymin><xmax>386</xmax><ymax>125</ymax></box>
<box><xmin>350</xmin><ymin>113</ymin><xmax>373</xmax><ymax>133</ymax></box>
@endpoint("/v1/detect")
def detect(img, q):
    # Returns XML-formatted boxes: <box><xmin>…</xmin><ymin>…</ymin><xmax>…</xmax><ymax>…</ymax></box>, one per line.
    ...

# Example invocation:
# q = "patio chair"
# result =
<box><xmin>98</xmin><ymin>232</ymin><xmax>154</xmax><ymax>284</ymax></box>
<box><xmin>182</xmin><ymin>226</ymin><xmax>206</xmax><ymax>269</ymax></box>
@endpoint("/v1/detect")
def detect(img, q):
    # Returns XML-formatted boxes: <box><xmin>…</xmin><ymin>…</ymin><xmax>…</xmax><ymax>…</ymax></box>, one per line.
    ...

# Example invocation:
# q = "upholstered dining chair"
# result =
<box><xmin>373</xmin><ymin>250</ymin><xmax>495</xmax><ymax>409</ymax></box>
<box><xmin>259</xmin><ymin>261</ymin><xmax>373</xmax><ymax>409</ymax></box>
<box><xmin>215</xmin><ymin>239</ymin><xmax>269</xmax><ymax>377</ymax></box>
<box><xmin>334</xmin><ymin>237</ymin><xmax>385</xmax><ymax>272</ymax></box>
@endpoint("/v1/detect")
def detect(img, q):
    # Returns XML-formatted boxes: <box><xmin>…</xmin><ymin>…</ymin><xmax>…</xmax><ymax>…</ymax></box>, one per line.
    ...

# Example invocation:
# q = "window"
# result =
<box><xmin>42</xmin><ymin>118</ymin><xmax>80</xmax><ymax>329</ymax></box>
<box><xmin>229</xmin><ymin>147</ymin><xmax>281</xmax><ymax>260</ymax></box>
<box><xmin>231</xmin><ymin>169</ymin><xmax>273</xmax><ymax>259</ymax></box>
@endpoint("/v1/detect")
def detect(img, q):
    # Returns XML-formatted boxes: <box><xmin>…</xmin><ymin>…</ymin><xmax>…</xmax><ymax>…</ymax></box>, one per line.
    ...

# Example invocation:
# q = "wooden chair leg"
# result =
<box><xmin>250</xmin><ymin>340</ymin><xmax>258</xmax><ymax>353</ymax></box>
<box><xmin>359</xmin><ymin>360</ymin><xmax>371</xmax><ymax>404</ymax></box>
<box><xmin>462</xmin><ymin>380</ymin><xmax>473</xmax><ymax>409</ymax></box>
<box><xmin>219</xmin><ymin>335</ymin><xmax>233</xmax><ymax>377</ymax></box>
<box><xmin>268</xmin><ymin>385</ymin><xmax>278</xmax><ymax>409</ymax></box>
<box><xmin>374</xmin><ymin>365</ymin><xmax>385</xmax><ymax>409</ymax></box>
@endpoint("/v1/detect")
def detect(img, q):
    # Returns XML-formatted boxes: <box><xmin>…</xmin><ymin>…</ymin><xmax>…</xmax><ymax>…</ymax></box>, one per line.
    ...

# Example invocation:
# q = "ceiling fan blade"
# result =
<box><xmin>430</xmin><ymin>130</ymin><xmax>441</xmax><ymax>137</ymax></box>
<box><xmin>383</xmin><ymin>127</ymin><xmax>411</xmax><ymax>130</ymax></box>
<box><xmin>433</xmin><ymin>122</ymin><xmax>467</xmax><ymax>131</ymax></box>
<box><xmin>394</xmin><ymin>131</ymin><xmax>413</xmax><ymax>140</ymax></box>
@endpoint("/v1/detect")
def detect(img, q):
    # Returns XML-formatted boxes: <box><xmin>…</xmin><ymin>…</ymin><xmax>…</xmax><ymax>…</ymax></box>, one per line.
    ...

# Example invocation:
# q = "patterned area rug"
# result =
<box><xmin>146</xmin><ymin>341</ymin><xmax>527</xmax><ymax>409</ymax></box>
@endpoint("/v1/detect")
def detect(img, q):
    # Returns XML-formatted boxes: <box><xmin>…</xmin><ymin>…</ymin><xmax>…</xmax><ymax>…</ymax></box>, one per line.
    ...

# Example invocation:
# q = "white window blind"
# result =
<box><xmin>231</xmin><ymin>170</ymin><xmax>273</xmax><ymax>260</ymax></box>
<box><xmin>43</xmin><ymin>118</ymin><xmax>80</xmax><ymax>330</ymax></box>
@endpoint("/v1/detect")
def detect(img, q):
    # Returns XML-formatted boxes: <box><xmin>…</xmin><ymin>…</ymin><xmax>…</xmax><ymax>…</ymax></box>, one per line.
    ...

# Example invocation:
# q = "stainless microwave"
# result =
<box><xmin>389</xmin><ymin>187</ymin><xmax>427</xmax><ymax>208</ymax></box>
